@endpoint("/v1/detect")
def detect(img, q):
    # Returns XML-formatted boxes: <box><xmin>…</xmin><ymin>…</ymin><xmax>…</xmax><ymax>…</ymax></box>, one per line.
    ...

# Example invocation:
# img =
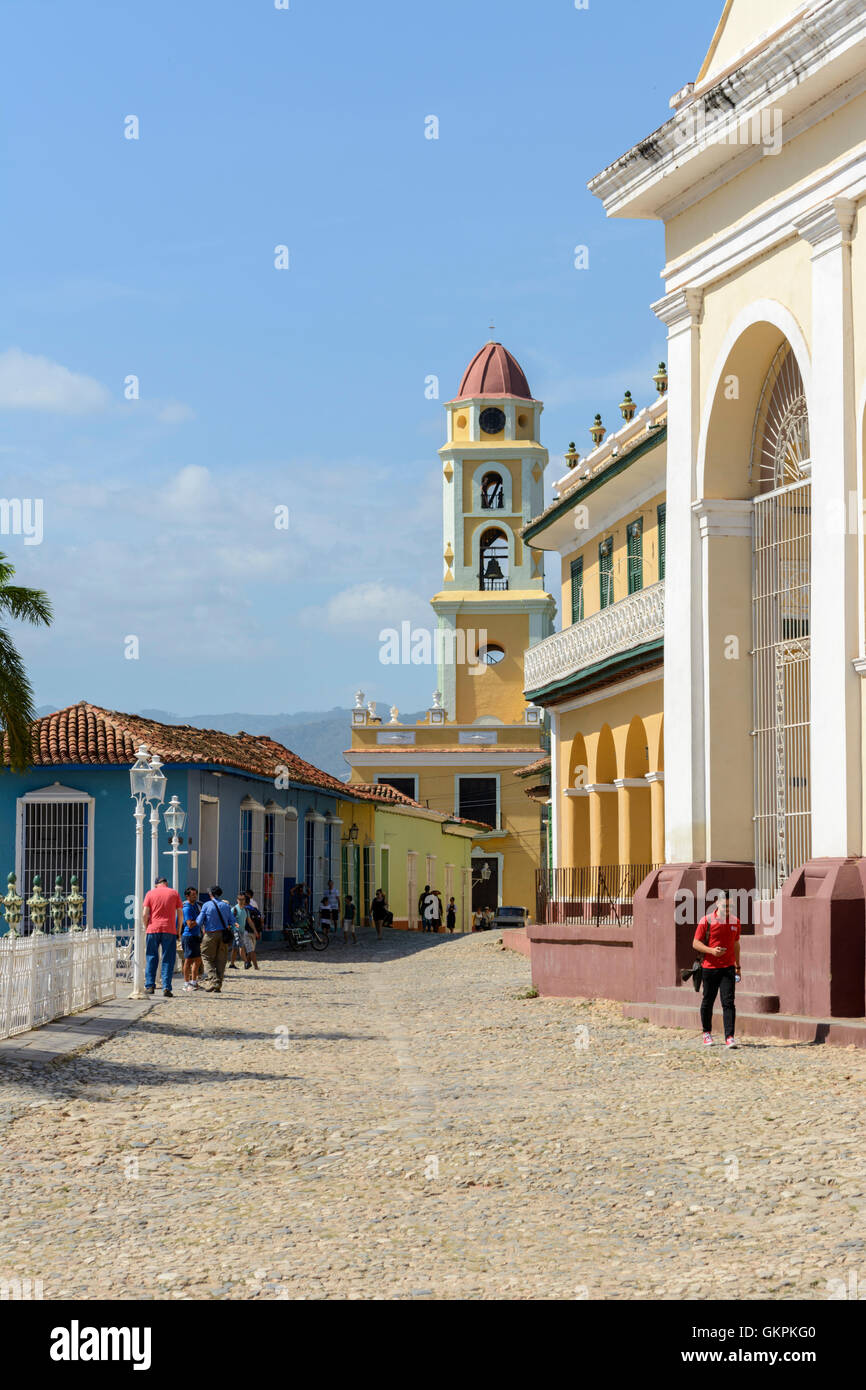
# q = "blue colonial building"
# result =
<box><xmin>0</xmin><ymin>702</ymin><xmax>355</xmax><ymax>937</ymax></box>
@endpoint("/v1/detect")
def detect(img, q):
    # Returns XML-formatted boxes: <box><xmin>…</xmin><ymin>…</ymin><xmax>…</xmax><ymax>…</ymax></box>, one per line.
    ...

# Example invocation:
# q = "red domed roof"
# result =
<box><xmin>455</xmin><ymin>341</ymin><xmax>533</xmax><ymax>401</ymax></box>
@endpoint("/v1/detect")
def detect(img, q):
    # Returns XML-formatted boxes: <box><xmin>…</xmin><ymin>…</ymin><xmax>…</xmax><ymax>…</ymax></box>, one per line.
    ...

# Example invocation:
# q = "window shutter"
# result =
<box><xmin>570</xmin><ymin>556</ymin><xmax>584</xmax><ymax>624</ymax></box>
<box><xmin>599</xmin><ymin>538</ymin><xmax>614</xmax><ymax>609</ymax></box>
<box><xmin>657</xmin><ymin>504</ymin><xmax>666</xmax><ymax>581</ymax></box>
<box><xmin>627</xmin><ymin>518</ymin><xmax>643</xmax><ymax>594</ymax></box>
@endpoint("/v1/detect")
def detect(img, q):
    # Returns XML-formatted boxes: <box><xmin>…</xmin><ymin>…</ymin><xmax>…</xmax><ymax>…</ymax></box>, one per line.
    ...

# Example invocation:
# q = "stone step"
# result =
<box><xmin>656</xmin><ymin>985</ymin><xmax>780</xmax><ymax>1014</ymax></box>
<box><xmin>622</xmin><ymin>1000</ymin><xmax>866</xmax><ymax>1047</ymax></box>
<box><xmin>739</xmin><ymin>935</ymin><xmax>778</xmax><ymax>954</ymax></box>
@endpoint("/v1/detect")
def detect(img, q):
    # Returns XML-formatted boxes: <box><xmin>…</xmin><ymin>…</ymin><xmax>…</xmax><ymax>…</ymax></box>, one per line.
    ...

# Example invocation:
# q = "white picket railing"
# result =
<box><xmin>0</xmin><ymin>929</ymin><xmax>116</xmax><ymax>1040</ymax></box>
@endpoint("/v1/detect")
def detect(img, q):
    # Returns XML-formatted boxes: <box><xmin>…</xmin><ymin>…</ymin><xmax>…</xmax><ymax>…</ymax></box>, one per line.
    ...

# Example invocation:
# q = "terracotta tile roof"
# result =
<box><xmin>8</xmin><ymin>702</ymin><xmax>351</xmax><ymax>797</ymax></box>
<box><xmin>349</xmin><ymin>782</ymin><xmax>490</xmax><ymax>832</ymax></box>
<box><xmin>514</xmin><ymin>754</ymin><xmax>551</xmax><ymax>779</ymax></box>
<box><xmin>350</xmin><ymin>781</ymin><xmax>428</xmax><ymax>809</ymax></box>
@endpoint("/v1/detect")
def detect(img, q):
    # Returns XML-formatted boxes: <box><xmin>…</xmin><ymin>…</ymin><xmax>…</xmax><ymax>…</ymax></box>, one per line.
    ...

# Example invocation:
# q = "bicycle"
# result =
<box><xmin>282</xmin><ymin>911</ymin><xmax>328</xmax><ymax>952</ymax></box>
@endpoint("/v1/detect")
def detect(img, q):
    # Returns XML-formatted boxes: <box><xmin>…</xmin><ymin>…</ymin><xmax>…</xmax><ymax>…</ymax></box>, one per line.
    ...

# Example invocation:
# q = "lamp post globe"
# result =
<box><xmin>129</xmin><ymin>744</ymin><xmax>151</xmax><ymax>998</ymax></box>
<box><xmin>163</xmin><ymin>795</ymin><xmax>187</xmax><ymax>893</ymax></box>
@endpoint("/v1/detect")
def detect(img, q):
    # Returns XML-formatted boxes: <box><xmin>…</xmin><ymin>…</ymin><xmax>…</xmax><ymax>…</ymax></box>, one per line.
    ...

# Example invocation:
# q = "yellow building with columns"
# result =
<box><xmin>346</xmin><ymin>340</ymin><xmax>555</xmax><ymax>916</ymax></box>
<box><xmin>523</xmin><ymin>375</ymin><xmax>667</xmax><ymax>915</ymax></box>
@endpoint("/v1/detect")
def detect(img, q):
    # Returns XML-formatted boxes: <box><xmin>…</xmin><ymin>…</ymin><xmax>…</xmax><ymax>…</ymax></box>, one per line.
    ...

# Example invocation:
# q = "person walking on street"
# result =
<box><xmin>371</xmin><ymin>889</ymin><xmax>390</xmax><ymax>940</ymax></box>
<box><xmin>446</xmin><ymin>896</ymin><xmax>456</xmax><ymax>933</ymax></box>
<box><xmin>181</xmin><ymin>887</ymin><xmax>203</xmax><ymax>991</ymax></box>
<box><xmin>230</xmin><ymin>893</ymin><xmax>251</xmax><ymax>969</ymax></box>
<box><xmin>342</xmin><ymin>893</ymin><xmax>357</xmax><ymax>946</ymax></box>
<box><xmin>244</xmin><ymin>894</ymin><xmax>264</xmax><ymax>968</ymax></box>
<box><xmin>142</xmin><ymin>877</ymin><xmax>183</xmax><ymax>997</ymax></box>
<box><xmin>419</xmin><ymin>885</ymin><xmax>441</xmax><ymax>932</ymax></box>
<box><xmin>319</xmin><ymin>894</ymin><xmax>334</xmax><ymax>941</ymax></box>
<box><xmin>197</xmin><ymin>885</ymin><xmax>234</xmax><ymax>993</ymax></box>
<box><xmin>241</xmin><ymin>892</ymin><xmax>261</xmax><ymax>969</ymax></box>
<box><xmin>693</xmin><ymin>893</ymin><xmax>741</xmax><ymax>1048</ymax></box>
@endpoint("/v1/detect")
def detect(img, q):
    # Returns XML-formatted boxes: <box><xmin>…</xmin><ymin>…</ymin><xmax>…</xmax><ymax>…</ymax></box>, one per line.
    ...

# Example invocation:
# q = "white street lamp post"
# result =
<box><xmin>163</xmin><ymin>795</ymin><xmax>188</xmax><ymax>893</ymax></box>
<box><xmin>129</xmin><ymin>745</ymin><xmax>152</xmax><ymax>999</ymax></box>
<box><xmin>145</xmin><ymin>755</ymin><xmax>167</xmax><ymax>895</ymax></box>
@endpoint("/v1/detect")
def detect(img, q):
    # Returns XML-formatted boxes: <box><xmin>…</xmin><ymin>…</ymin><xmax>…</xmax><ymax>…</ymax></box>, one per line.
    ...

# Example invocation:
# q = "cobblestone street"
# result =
<box><xmin>1</xmin><ymin>930</ymin><xmax>865</xmax><ymax>1301</ymax></box>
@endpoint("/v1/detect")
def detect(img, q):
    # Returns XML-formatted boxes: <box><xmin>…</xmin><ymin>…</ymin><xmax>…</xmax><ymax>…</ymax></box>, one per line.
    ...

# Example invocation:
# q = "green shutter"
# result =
<box><xmin>599</xmin><ymin>537</ymin><xmax>614</xmax><ymax>609</ymax></box>
<box><xmin>570</xmin><ymin>556</ymin><xmax>584</xmax><ymax>624</ymax></box>
<box><xmin>657</xmin><ymin>503</ymin><xmax>666</xmax><ymax>581</ymax></box>
<box><xmin>627</xmin><ymin>518</ymin><xmax>643</xmax><ymax>594</ymax></box>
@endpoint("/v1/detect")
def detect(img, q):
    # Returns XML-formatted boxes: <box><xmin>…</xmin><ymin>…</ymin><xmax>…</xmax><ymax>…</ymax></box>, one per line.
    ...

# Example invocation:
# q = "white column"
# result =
<box><xmin>794</xmin><ymin>198</ymin><xmax>860</xmax><ymax>857</ymax></box>
<box><xmin>652</xmin><ymin>287</ymin><xmax>705</xmax><ymax>863</ymax></box>
<box><xmin>550</xmin><ymin>708</ymin><xmax>561</xmax><ymax>870</ymax></box>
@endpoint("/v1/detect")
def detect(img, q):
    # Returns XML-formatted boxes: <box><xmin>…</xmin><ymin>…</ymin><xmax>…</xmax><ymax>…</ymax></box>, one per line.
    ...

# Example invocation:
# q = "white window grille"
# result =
<box><xmin>305</xmin><ymin>812</ymin><xmax>327</xmax><ymax>908</ymax></box>
<box><xmin>262</xmin><ymin>805</ymin><xmax>286</xmax><ymax>929</ymax></box>
<box><xmin>751</xmin><ymin>345</ymin><xmax>812</xmax><ymax>897</ymax></box>
<box><xmin>238</xmin><ymin>799</ymin><xmax>265</xmax><ymax>905</ymax></box>
<box><xmin>284</xmin><ymin>808</ymin><xmax>298</xmax><ymax>882</ymax></box>
<box><xmin>15</xmin><ymin>787</ymin><xmax>95</xmax><ymax>933</ymax></box>
<box><xmin>425</xmin><ymin>853</ymin><xmax>436</xmax><ymax>888</ymax></box>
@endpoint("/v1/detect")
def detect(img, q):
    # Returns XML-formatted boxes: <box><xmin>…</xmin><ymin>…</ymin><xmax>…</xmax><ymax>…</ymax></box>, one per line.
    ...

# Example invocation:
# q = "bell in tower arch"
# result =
<box><xmin>483</xmin><ymin>557</ymin><xmax>504</xmax><ymax>581</ymax></box>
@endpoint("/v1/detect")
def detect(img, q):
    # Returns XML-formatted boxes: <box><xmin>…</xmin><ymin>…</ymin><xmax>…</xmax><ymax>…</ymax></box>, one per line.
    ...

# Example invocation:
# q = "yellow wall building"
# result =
<box><xmin>523</xmin><ymin>384</ymin><xmax>667</xmax><ymax>910</ymax></box>
<box><xmin>346</xmin><ymin>340</ymin><xmax>555</xmax><ymax>916</ymax></box>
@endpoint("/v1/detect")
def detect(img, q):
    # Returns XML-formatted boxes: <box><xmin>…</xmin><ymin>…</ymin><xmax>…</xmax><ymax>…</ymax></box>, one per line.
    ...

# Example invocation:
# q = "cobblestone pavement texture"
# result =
<box><xmin>1</xmin><ymin>930</ymin><xmax>864</xmax><ymax>1300</ymax></box>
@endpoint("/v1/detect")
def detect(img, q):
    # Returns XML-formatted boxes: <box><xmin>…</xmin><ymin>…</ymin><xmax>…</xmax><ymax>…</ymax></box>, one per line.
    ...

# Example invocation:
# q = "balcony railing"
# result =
<box><xmin>535</xmin><ymin>864</ymin><xmax>660</xmax><ymax>927</ymax></box>
<box><xmin>525</xmin><ymin>580</ymin><xmax>664</xmax><ymax>695</ymax></box>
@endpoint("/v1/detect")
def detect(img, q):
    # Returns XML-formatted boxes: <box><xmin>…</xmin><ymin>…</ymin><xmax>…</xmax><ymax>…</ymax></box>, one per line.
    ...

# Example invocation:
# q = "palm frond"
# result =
<box><xmin>0</xmin><ymin>584</ymin><xmax>52</xmax><ymax>627</ymax></box>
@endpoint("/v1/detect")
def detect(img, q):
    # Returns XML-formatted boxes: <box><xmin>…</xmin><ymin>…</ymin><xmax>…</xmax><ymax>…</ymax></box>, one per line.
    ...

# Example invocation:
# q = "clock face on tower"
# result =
<box><xmin>479</xmin><ymin>407</ymin><xmax>506</xmax><ymax>435</ymax></box>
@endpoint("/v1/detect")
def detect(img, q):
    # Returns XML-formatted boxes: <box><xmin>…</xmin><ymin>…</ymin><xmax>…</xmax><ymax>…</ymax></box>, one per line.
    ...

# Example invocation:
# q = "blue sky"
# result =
<box><xmin>0</xmin><ymin>0</ymin><xmax>721</xmax><ymax>717</ymax></box>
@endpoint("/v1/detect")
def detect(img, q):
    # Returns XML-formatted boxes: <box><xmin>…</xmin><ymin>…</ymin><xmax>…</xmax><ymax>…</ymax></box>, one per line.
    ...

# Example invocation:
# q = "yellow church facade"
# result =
<box><xmin>346</xmin><ymin>341</ymin><xmax>555</xmax><ymax>918</ymax></box>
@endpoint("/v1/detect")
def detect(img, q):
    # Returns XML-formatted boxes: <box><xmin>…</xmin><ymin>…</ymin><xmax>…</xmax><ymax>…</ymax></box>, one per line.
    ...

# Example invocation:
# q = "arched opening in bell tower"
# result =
<box><xmin>479</xmin><ymin>528</ymin><xmax>509</xmax><ymax>590</ymax></box>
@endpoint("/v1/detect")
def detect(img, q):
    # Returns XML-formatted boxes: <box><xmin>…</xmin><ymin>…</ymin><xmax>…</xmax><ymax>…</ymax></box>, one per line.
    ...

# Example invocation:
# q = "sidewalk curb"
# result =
<box><xmin>0</xmin><ymin>989</ymin><xmax>155</xmax><ymax>1066</ymax></box>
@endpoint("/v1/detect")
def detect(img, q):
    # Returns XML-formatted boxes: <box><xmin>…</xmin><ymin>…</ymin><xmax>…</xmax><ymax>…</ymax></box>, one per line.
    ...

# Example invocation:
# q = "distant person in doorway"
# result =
<box><xmin>142</xmin><ymin>877</ymin><xmax>183</xmax><ymax>998</ymax></box>
<box><xmin>693</xmin><ymin>893</ymin><xmax>741</xmax><ymax>1048</ymax></box>
<box><xmin>326</xmin><ymin>880</ymin><xmax>340</xmax><ymax>934</ymax></box>
<box><xmin>446</xmin><ymin>897</ymin><xmax>456</xmax><ymax>933</ymax></box>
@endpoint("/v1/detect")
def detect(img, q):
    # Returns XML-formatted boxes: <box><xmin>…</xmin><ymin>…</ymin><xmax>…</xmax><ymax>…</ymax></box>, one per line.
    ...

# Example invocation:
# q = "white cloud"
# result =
<box><xmin>303</xmin><ymin>581</ymin><xmax>431</xmax><ymax>631</ymax></box>
<box><xmin>156</xmin><ymin>401</ymin><xmax>196</xmax><ymax>424</ymax></box>
<box><xmin>0</xmin><ymin>347</ymin><xmax>110</xmax><ymax>414</ymax></box>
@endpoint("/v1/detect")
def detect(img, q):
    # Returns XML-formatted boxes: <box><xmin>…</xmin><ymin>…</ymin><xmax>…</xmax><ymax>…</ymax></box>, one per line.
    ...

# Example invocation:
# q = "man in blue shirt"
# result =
<box><xmin>196</xmin><ymin>885</ymin><xmax>234</xmax><ymax>993</ymax></box>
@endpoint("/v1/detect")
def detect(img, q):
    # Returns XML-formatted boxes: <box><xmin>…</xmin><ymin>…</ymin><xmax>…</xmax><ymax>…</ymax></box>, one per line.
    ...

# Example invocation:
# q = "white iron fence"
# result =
<box><xmin>0</xmin><ymin>929</ymin><xmax>116</xmax><ymax>1040</ymax></box>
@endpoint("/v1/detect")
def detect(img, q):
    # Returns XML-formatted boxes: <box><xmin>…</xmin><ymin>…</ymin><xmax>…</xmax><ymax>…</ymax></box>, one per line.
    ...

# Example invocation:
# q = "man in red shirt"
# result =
<box><xmin>142</xmin><ymin>877</ymin><xmax>183</xmax><ymax>998</ymax></box>
<box><xmin>693</xmin><ymin>893</ymin><xmax>741</xmax><ymax>1048</ymax></box>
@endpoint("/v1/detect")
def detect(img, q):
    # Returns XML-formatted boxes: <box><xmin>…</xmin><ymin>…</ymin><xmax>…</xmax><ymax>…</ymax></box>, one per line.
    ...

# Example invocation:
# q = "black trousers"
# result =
<box><xmin>700</xmin><ymin>966</ymin><xmax>736</xmax><ymax>1037</ymax></box>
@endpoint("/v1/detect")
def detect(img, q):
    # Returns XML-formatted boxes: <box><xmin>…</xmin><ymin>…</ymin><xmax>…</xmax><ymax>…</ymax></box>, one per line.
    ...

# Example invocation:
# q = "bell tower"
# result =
<box><xmin>432</xmin><ymin>340</ymin><xmax>556</xmax><ymax>723</ymax></box>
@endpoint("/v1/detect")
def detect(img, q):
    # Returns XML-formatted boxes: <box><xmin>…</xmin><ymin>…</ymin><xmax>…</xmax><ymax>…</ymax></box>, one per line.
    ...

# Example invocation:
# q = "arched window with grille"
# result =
<box><xmin>751</xmin><ymin>343</ymin><xmax>811</xmax><ymax>897</ymax></box>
